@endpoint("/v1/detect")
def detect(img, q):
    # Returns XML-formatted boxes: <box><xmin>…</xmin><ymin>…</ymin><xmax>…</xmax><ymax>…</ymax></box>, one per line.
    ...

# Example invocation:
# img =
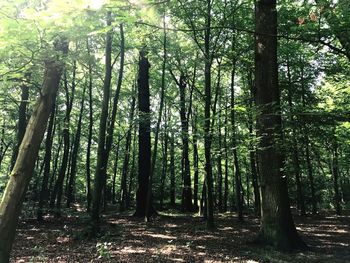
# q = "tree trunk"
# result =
<box><xmin>85</xmin><ymin>37</ymin><xmax>94</xmax><ymax>212</ymax></box>
<box><xmin>10</xmin><ymin>80</ymin><xmax>29</xmax><ymax>170</ymax></box>
<box><xmin>247</xmin><ymin>72</ymin><xmax>260</xmax><ymax>216</ymax></box>
<box><xmin>159</xmin><ymin>106</ymin><xmax>169</xmax><ymax>210</ymax></box>
<box><xmin>332</xmin><ymin>141</ymin><xmax>342</xmax><ymax>215</ymax></box>
<box><xmin>178</xmin><ymin>74</ymin><xmax>193</xmax><ymax>212</ymax></box>
<box><xmin>169</xmin><ymin>132</ymin><xmax>176</xmax><ymax>207</ymax></box>
<box><xmin>145</xmin><ymin>15</ymin><xmax>167</xmax><ymax>218</ymax></box>
<box><xmin>255</xmin><ymin>0</ymin><xmax>306</xmax><ymax>250</ymax></box>
<box><xmin>91</xmin><ymin>11</ymin><xmax>113</xmax><ymax>231</ymax></box>
<box><xmin>120</xmin><ymin>93</ymin><xmax>136</xmax><ymax>211</ymax></box>
<box><xmin>192</xmin><ymin>109</ymin><xmax>199</xmax><ymax>210</ymax></box>
<box><xmin>111</xmin><ymin>136</ymin><xmax>120</xmax><ymax>204</ymax></box>
<box><xmin>204</xmin><ymin>0</ymin><xmax>214</xmax><ymax>229</ymax></box>
<box><xmin>231</xmin><ymin>61</ymin><xmax>243</xmax><ymax>221</ymax></box>
<box><xmin>134</xmin><ymin>50</ymin><xmax>152</xmax><ymax>218</ymax></box>
<box><xmin>286</xmin><ymin>57</ymin><xmax>305</xmax><ymax>216</ymax></box>
<box><xmin>0</xmin><ymin>39</ymin><xmax>67</xmax><ymax>262</ymax></box>
<box><xmin>37</xmin><ymin>102</ymin><xmax>56</xmax><ymax>221</ymax></box>
<box><xmin>66</xmin><ymin>81</ymin><xmax>86</xmax><ymax>207</ymax></box>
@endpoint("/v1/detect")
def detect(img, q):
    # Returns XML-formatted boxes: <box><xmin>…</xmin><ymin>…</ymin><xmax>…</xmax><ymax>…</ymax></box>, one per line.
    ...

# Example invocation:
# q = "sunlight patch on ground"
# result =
<box><xmin>120</xmin><ymin>246</ymin><xmax>146</xmax><ymax>254</ymax></box>
<box><xmin>147</xmin><ymin>233</ymin><xmax>177</xmax><ymax>240</ymax></box>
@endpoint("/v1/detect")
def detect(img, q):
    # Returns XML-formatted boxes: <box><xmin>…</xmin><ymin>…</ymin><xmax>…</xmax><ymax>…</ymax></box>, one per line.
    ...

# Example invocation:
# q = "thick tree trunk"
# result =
<box><xmin>0</xmin><ymin>40</ymin><xmax>67</xmax><ymax>262</ymax></box>
<box><xmin>134</xmin><ymin>51</ymin><xmax>152</xmax><ymax>218</ymax></box>
<box><xmin>91</xmin><ymin>11</ymin><xmax>113</xmax><ymax>231</ymax></box>
<box><xmin>178</xmin><ymin>74</ymin><xmax>193</xmax><ymax>212</ymax></box>
<box><xmin>255</xmin><ymin>0</ymin><xmax>306</xmax><ymax>250</ymax></box>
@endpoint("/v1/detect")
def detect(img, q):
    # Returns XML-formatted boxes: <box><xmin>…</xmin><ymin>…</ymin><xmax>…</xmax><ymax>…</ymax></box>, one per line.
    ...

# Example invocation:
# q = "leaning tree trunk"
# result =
<box><xmin>255</xmin><ymin>0</ymin><xmax>306</xmax><ymax>250</ymax></box>
<box><xmin>0</xmin><ymin>39</ymin><xmax>67</xmax><ymax>263</ymax></box>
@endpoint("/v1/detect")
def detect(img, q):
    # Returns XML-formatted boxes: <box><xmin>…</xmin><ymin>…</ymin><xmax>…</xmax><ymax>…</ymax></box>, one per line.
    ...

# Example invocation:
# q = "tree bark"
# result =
<box><xmin>120</xmin><ymin>93</ymin><xmax>136</xmax><ymax>211</ymax></box>
<box><xmin>255</xmin><ymin>0</ymin><xmax>306</xmax><ymax>250</ymax></box>
<box><xmin>0</xmin><ymin>39</ymin><xmax>67</xmax><ymax>262</ymax></box>
<box><xmin>332</xmin><ymin>141</ymin><xmax>342</xmax><ymax>215</ymax></box>
<box><xmin>169</xmin><ymin>132</ymin><xmax>176</xmax><ymax>207</ymax></box>
<box><xmin>37</xmin><ymin>102</ymin><xmax>56</xmax><ymax>221</ymax></box>
<box><xmin>134</xmin><ymin>50</ymin><xmax>152</xmax><ymax>218</ymax></box>
<box><xmin>91</xmin><ymin>11</ymin><xmax>113</xmax><ymax>231</ymax></box>
<box><xmin>66</xmin><ymin>81</ymin><xmax>86</xmax><ymax>207</ymax></box>
<box><xmin>10</xmin><ymin>79</ymin><xmax>29</xmax><ymax>170</ymax></box>
<box><xmin>85</xmin><ymin>37</ymin><xmax>94</xmax><ymax>212</ymax></box>
<box><xmin>204</xmin><ymin>0</ymin><xmax>214</xmax><ymax>229</ymax></box>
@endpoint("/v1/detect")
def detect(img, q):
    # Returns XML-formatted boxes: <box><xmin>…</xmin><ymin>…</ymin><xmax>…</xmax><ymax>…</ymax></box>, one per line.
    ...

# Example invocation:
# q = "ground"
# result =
<box><xmin>10</xmin><ymin>207</ymin><xmax>350</xmax><ymax>262</ymax></box>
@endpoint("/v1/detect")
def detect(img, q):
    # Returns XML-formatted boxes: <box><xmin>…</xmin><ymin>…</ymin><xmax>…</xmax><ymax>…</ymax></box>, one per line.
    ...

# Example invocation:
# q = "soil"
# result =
<box><xmin>10</xmin><ymin>208</ymin><xmax>350</xmax><ymax>262</ymax></box>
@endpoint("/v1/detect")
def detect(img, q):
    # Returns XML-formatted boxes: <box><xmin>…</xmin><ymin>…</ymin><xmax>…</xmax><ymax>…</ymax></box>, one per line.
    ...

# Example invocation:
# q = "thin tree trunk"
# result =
<box><xmin>231</xmin><ymin>60</ymin><xmax>243</xmax><ymax>221</ymax></box>
<box><xmin>169</xmin><ymin>132</ymin><xmax>176</xmax><ymax>207</ymax></box>
<box><xmin>10</xmin><ymin>80</ymin><xmax>29</xmax><ymax>170</ymax></box>
<box><xmin>192</xmin><ymin>109</ymin><xmax>199</xmax><ymax>210</ymax></box>
<box><xmin>37</xmin><ymin>102</ymin><xmax>56</xmax><ymax>221</ymax></box>
<box><xmin>85</xmin><ymin>37</ymin><xmax>93</xmax><ymax>212</ymax></box>
<box><xmin>204</xmin><ymin>0</ymin><xmax>214</xmax><ymax>229</ymax></box>
<box><xmin>120</xmin><ymin>93</ymin><xmax>136</xmax><ymax>211</ymax></box>
<box><xmin>159</xmin><ymin>106</ymin><xmax>169</xmax><ymax>210</ymax></box>
<box><xmin>247</xmin><ymin>72</ymin><xmax>260</xmax><ymax>216</ymax></box>
<box><xmin>91</xmin><ymin>11</ymin><xmax>113</xmax><ymax>231</ymax></box>
<box><xmin>332</xmin><ymin>141</ymin><xmax>342</xmax><ymax>215</ymax></box>
<box><xmin>145</xmin><ymin>14</ymin><xmax>167</xmax><ymax>218</ymax></box>
<box><xmin>50</xmin><ymin>61</ymin><xmax>76</xmax><ymax>216</ymax></box>
<box><xmin>286</xmin><ymin>57</ymin><xmax>305</xmax><ymax>216</ymax></box>
<box><xmin>66</xmin><ymin>81</ymin><xmax>86</xmax><ymax>207</ymax></box>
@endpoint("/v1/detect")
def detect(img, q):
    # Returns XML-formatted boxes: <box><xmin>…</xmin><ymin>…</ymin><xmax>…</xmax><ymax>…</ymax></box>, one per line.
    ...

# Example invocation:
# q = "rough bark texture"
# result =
<box><xmin>0</xmin><ymin>40</ymin><xmax>67</xmax><ymax>262</ymax></box>
<box><xmin>255</xmin><ymin>0</ymin><xmax>306</xmax><ymax>251</ymax></box>
<box><xmin>91</xmin><ymin>11</ymin><xmax>113</xmax><ymax>230</ymax></box>
<box><xmin>134</xmin><ymin>51</ymin><xmax>152</xmax><ymax>218</ymax></box>
<box><xmin>204</xmin><ymin>0</ymin><xmax>214</xmax><ymax>229</ymax></box>
<box><xmin>37</xmin><ymin>103</ymin><xmax>56</xmax><ymax>221</ymax></box>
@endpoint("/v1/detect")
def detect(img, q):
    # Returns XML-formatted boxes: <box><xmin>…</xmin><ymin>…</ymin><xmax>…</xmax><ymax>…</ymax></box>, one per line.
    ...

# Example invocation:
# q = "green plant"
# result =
<box><xmin>96</xmin><ymin>242</ymin><xmax>112</xmax><ymax>260</ymax></box>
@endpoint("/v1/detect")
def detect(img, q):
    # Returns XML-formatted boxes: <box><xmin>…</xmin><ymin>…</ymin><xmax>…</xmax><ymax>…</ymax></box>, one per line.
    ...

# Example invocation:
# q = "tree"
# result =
<box><xmin>134</xmin><ymin>49</ymin><xmax>153</xmax><ymax>218</ymax></box>
<box><xmin>0</xmin><ymin>38</ymin><xmax>68</xmax><ymax>262</ymax></box>
<box><xmin>254</xmin><ymin>0</ymin><xmax>306</xmax><ymax>250</ymax></box>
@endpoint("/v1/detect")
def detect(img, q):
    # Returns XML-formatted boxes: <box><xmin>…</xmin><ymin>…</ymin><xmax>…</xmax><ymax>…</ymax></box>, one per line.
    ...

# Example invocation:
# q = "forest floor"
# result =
<box><xmin>10</xmin><ymin>206</ymin><xmax>350</xmax><ymax>263</ymax></box>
